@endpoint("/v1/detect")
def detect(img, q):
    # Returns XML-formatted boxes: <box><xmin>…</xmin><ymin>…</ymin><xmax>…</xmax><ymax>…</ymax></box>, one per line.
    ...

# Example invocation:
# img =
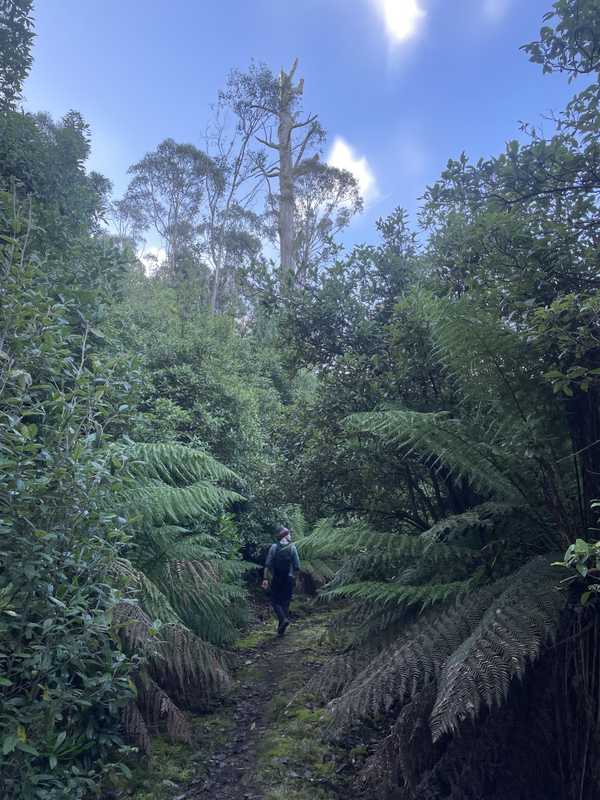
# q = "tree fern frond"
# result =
<box><xmin>136</xmin><ymin>482</ymin><xmax>243</xmax><ymax>526</ymax></box>
<box><xmin>112</xmin><ymin>601</ymin><xmax>157</xmax><ymax>652</ymax></box>
<box><xmin>346</xmin><ymin>409</ymin><xmax>522</xmax><ymax>500</ymax></box>
<box><xmin>352</xmin><ymin>603</ymin><xmax>411</xmax><ymax>638</ymax></box>
<box><xmin>323</xmin><ymin>579</ymin><xmax>469</xmax><ymax>610</ymax></box>
<box><xmin>123</xmin><ymin>700</ymin><xmax>152</xmax><ymax>755</ymax></box>
<box><xmin>115</xmin><ymin>602</ymin><xmax>229</xmax><ymax>694</ymax></box>
<box><xmin>110</xmin><ymin>441</ymin><xmax>247</xmax><ymax>750</ymax></box>
<box><xmin>152</xmin><ymin>531</ymin><xmax>221</xmax><ymax>562</ymax></box>
<box><xmin>311</xmin><ymin>649</ymin><xmax>377</xmax><ymax>700</ymax></box>
<box><xmin>300</xmin><ymin>518</ymin><xmax>422</xmax><ymax>559</ymax></box>
<box><xmin>429</xmin><ymin>554</ymin><xmax>564</xmax><ymax>740</ymax></box>
<box><xmin>420</xmin><ymin>506</ymin><xmax>496</xmax><ymax>545</ymax></box>
<box><xmin>137</xmin><ymin>674</ymin><xmax>193</xmax><ymax>743</ymax></box>
<box><xmin>300</xmin><ymin>557</ymin><xmax>338</xmax><ymax>585</ymax></box>
<box><xmin>327</xmin><ymin>552</ymin><xmax>565</xmax><ymax>746</ymax></box>
<box><xmin>156</xmin><ymin>559</ymin><xmax>246</xmax><ymax>645</ymax></box>
<box><xmin>302</xmin><ymin>518</ymin><xmax>479</xmax><ymax>575</ymax></box>
<box><xmin>111</xmin><ymin>560</ymin><xmax>181</xmax><ymax>625</ymax></box>
<box><xmin>310</xmin><ymin>510</ymin><xmax>481</xmax><ymax>593</ymax></box>
<box><xmin>125</xmin><ymin>442</ymin><xmax>240</xmax><ymax>486</ymax></box>
<box><xmin>425</xmin><ymin>295</ymin><xmax>546</xmax><ymax>425</ymax></box>
<box><xmin>150</xmin><ymin>623</ymin><xmax>230</xmax><ymax>696</ymax></box>
<box><xmin>328</xmin><ymin>579</ymin><xmax>509</xmax><ymax>726</ymax></box>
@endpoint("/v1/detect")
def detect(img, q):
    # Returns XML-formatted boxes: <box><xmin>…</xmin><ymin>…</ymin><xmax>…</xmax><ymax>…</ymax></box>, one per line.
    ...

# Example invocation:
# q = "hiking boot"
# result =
<box><xmin>278</xmin><ymin>618</ymin><xmax>290</xmax><ymax>637</ymax></box>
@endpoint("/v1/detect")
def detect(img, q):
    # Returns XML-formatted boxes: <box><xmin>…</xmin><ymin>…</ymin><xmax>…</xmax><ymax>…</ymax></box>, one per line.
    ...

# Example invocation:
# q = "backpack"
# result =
<box><xmin>272</xmin><ymin>543</ymin><xmax>294</xmax><ymax>578</ymax></box>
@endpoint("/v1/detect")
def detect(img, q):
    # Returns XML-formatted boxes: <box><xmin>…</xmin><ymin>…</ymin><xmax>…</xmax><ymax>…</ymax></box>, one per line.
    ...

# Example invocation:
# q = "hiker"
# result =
<box><xmin>262</xmin><ymin>525</ymin><xmax>300</xmax><ymax>636</ymax></box>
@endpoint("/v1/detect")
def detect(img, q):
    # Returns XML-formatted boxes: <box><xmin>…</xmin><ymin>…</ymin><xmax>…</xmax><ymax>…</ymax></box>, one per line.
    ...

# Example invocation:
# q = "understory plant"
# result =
<box><xmin>0</xmin><ymin>200</ymin><xmax>136</xmax><ymax>798</ymax></box>
<box><xmin>301</xmin><ymin>293</ymin><xmax>598</xmax><ymax>799</ymax></box>
<box><xmin>110</xmin><ymin>441</ymin><xmax>248</xmax><ymax>753</ymax></box>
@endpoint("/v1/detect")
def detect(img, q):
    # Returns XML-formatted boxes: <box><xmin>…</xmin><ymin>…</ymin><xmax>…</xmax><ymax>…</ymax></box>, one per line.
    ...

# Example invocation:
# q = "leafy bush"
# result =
<box><xmin>0</xmin><ymin>200</ymin><xmax>136</xmax><ymax>797</ymax></box>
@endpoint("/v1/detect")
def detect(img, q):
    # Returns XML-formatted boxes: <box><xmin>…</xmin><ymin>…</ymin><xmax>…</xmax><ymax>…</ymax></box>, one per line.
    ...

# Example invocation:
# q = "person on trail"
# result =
<box><xmin>262</xmin><ymin>525</ymin><xmax>300</xmax><ymax>636</ymax></box>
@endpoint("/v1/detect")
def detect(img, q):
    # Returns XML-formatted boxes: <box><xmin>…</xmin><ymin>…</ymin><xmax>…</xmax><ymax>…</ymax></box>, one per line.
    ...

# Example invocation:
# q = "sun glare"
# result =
<box><xmin>378</xmin><ymin>0</ymin><xmax>425</xmax><ymax>43</ymax></box>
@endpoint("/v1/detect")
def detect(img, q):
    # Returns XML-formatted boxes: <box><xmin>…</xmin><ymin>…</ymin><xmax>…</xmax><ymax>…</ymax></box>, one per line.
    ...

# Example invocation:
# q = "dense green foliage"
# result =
<box><xmin>0</xmin><ymin>0</ymin><xmax>34</xmax><ymax>111</ymax></box>
<box><xmin>0</xmin><ymin>200</ymin><xmax>135</xmax><ymax>797</ymax></box>
<box><xmin>3</xmin><ymin>1</ymin><xmax>600</xmax><ymax>798</ymax></box>
<box><xmin>111</xmin><ymin>442</ymin><xmax>247</xmax><ymax>754</ymax></box>
<box><xmin>283</xmin><ymin>4</ymin><xmax>600</xmax><ymax>795</ymax></box>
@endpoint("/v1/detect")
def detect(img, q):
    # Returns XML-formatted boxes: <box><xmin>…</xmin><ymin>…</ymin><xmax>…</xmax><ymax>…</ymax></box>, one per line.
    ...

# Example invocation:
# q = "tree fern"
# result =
<box><xmin>328</xmin><ymin>555</ymin><xmax>563</xmax><ymax>725</ymax></box>
<box><xmin>312</xmin><ymin>294</ymin><xmax>581</xmax><ymax>797</ymax></box>
<box><xmin>324</xmin><ymin>579</ymin><xmax>469</xmax><ymax>611</ymax></box>
<box><xmin>425</xmin><ymin>293</ymin><xmax>561</xmax><ymax>445</ymax></box>
<box><xmin>344</xmin><ymin>293</ymin><xmax>579</xmax><ymax>535</ymax></box>
<box><xmin>346</xmin><ymin>409</ymin><xmax>522</xmax><ymax>501</ymax></box>
<box><xmin>301</xmin><ymin>515</ymin><xmax>493</xmax><ymax>647</ymax></box>
<box><xmin>111</xmin><ymin>558</ymin><xmax>181</xmax><ymax>625</ymax></box>
<box><xmin>430</xmin><ymin>555</ymin><xmax>564</xmax><ymax>740</ymax></box>
<box><xmin>135</xmin><ymin>482</ymin><xmax>242</xmax><ymax>526</ymax></box>
<box><xmin>112</xmin><ymin>601</ymin><xmax>229</xmax><ymax>696</ymax></box>
<box><xmin>109</xmin><ymin>441</ymin><xmax>246</xmax><ymax>753</ymax></box>
<box><xmin>125</xmin><ymin>442</ymin><xmax>240</xmax><ymax>486</ymax></box>
<box><xmin>328</xmin><ymin>578</ymin><xmax>508</xmax><ymax>726</ymax></box>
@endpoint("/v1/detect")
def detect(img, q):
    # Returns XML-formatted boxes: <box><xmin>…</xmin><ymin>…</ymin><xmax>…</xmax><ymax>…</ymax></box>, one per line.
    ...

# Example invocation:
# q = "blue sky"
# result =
<box><xmin>24</xmin><ymin>0</ymin><xmax>576</xmax><ymax>249</ymax></box>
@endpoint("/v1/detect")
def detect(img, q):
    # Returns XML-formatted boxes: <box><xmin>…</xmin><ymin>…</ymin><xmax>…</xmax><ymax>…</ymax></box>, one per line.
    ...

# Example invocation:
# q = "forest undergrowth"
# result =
<box><xmin>117</xmin><ymin>596</ymin><xmax>365</xmax><ymax>800</ymax></box>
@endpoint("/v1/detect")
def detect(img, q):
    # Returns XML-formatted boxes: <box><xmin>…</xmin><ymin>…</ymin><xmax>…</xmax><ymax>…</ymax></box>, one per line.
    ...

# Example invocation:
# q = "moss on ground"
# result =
<box><xmin>120</xmin><ymin>707</ymin><xmax>236</xmax><ymax>800</ymax></box>
<box><xmin>255</xmin><ymin>690</ymin><xmax>345</xmax><ymax>800</ymax></box>
<box><xmin>250</xmin><ymin>608</ymin><xmax>349</xmax><ymax>800</ymax></box>
<box><xmin>118</xmin><ymin>599</ymin><xmax>354</xmax><ymax>800</ymax></box>
<box><xmin>235</xmin><ymin>619</ymin><xmax>276</xmax><ymax>650</ymax></box>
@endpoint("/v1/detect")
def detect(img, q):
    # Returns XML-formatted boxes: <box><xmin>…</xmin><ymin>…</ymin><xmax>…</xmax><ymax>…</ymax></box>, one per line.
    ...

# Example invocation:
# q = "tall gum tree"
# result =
<box><xmin>123</xmin><ymin>138</ymin><xmax>219</xmax><ymax>281</ymax></box>
<box><xmin>223</xmin><ymin>59</ymin><xmax>361</xmax><ymax>289</ymax></box>
<box><xmin>202</xmin><ymin>100</ymin><xmax>266</xmax><ymax>312</ymax></box>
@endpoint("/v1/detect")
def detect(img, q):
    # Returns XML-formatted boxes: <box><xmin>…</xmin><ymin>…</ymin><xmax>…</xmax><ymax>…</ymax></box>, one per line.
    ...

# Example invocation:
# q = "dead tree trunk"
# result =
<box><xmin>256</xmin><ymin>60</ymin><xmax>318</xmax><ymax>290</ymax></box>
<box><xmin>278</xmin><ymin>101</ymin><xmax>296</xmax><ymax>287</ymax></box>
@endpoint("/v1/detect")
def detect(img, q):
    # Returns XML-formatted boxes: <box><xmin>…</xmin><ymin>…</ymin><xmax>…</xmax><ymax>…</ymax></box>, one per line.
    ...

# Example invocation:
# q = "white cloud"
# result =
<box><xmin>482</xmin><ymin>0</ymin><xmax>512</xmax><ymax>22</ymax></box>
<box><xmin>372</xmin><ymin>0</ymin><xmax>426</xmax><ymax>44</ymax></box>
<box><xmin>328</xmin><ymin>137</ymin><xmax>379</xmax><ymax>205</ymax></box>
<box><xmin>138</xmin><ymin>245</ymin><xmax>167</xmax><ymax>275</ymax></box>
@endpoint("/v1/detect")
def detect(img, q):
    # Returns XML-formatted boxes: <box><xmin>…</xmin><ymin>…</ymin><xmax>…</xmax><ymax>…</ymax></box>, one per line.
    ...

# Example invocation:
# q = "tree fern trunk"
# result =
<box><xmin>565</xmin><ymin>387</ymin><xmax>600</xmax><ymax>533</ymax></box>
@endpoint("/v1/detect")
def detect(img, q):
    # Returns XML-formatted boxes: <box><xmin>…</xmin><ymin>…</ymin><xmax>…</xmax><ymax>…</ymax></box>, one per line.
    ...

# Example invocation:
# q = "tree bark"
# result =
<box><xmin>210</xmin><ymin>248</ymin><xmax>222</xmax><ymax>312</ymax></box>
<box><xmin>276</xmin><ymin>62</ymin><xmax>301</xmax><ymax>288</ymax></box>
<box><xmin>278</xmin><ymin>109</ymin><xmax>295</xmax><ymax>287</ymax></box>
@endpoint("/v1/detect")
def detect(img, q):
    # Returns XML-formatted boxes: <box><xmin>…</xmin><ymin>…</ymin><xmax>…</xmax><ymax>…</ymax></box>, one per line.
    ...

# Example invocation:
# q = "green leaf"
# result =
<box><xmin>16</xmin><ymin>742</ymin><xmax>39</xmax><ymax>756</ymax></box>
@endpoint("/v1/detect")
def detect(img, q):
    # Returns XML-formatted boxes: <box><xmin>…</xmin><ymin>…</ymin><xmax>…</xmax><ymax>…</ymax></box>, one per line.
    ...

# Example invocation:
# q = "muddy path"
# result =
<box><xmin>158</xmin><ymin>600</ymin><xmax>358</xmax><ymax>800</ymax></box>
<box><xmin>183</xmin><ymin>611</ymin><xmax>323</xmax><ymax>799</ymax></box>
<box><xmin>122</xmin><ymin>598</ymin><xmax>366</xmax><ymax>800</ymax></box>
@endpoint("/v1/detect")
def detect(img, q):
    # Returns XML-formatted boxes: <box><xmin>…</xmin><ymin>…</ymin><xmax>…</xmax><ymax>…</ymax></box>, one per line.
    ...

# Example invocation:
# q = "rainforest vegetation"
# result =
<box><xmin>2</xmin><ymin>0</ymin><xmax>600</xmax><ymax>798</ymax></box>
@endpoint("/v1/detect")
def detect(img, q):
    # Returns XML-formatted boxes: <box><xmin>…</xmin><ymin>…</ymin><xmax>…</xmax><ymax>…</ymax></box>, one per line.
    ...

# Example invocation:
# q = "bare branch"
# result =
<box><xmin>256</xmin><ymin>136</ymin><xmax>280</xmax><ymax>151</ymax></box>
<box><xmin>288</xmin><ymin>57</ymin><xmax>299</xmax><ymax>82</ymax></box>
<box><xmin>294</xmin><ymin>124</ymin><xmax>319</xmax><ymax>169</ymax></box>
<box><xmin>291</xmin><ymin>113</ymin><xmax>318</xmax><ymax>131</ymax></box>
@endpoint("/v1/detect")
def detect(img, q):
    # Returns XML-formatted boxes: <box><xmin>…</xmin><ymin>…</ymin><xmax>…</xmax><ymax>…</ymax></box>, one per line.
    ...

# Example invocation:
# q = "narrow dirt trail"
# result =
<box><xmin>185</xmin><ymin>632</ymin><xmax>297</xmax><ymax>799</ymax></box>
<box><xmin>175</xmin><ymin>602</ymin><xmax>351</xmax><ymax>800</ymax></box>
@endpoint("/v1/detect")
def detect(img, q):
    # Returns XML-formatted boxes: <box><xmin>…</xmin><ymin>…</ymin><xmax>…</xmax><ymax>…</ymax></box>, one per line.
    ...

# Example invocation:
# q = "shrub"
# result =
<box><xmin>0</xmin><ymin>199</ymin><xmax>136</xmax><ymax>798</ymax></box>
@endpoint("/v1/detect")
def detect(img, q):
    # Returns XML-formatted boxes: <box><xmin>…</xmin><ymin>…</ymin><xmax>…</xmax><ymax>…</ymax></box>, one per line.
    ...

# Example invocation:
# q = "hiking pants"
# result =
<box><xmin>270</xmin><ymin>575</ymin><xmax>294</xmax><ymax>625</ymax></box>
